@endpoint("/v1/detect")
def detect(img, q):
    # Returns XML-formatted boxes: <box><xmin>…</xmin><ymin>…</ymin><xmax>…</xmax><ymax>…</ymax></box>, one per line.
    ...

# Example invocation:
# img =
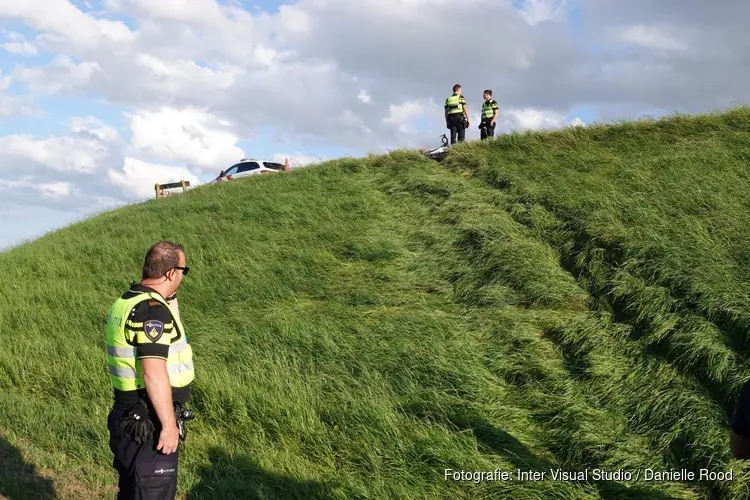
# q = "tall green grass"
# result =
<box><xmin>1</xmin><ymin>108</ymin><xmax>749</xmax><ymax>499</ymax></box>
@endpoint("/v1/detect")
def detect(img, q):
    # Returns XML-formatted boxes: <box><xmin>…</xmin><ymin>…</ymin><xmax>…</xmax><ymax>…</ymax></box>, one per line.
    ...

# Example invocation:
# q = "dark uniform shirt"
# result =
<box><xmin>732</xmin><ymin>380</ymin><xmax>750</xmax><ymax>437</ymax></box>
<box><xmin>114</xmin><ymin>283</ymin><xmax>190</xmax><ymax>407</ymax></box>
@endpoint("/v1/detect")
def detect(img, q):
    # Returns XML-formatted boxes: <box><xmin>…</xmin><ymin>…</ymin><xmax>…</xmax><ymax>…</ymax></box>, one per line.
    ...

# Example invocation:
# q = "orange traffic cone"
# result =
<box><xmin>284</xmin><ymin>158</ymin><xmax>290</xmax><ymax>172</ymax></box>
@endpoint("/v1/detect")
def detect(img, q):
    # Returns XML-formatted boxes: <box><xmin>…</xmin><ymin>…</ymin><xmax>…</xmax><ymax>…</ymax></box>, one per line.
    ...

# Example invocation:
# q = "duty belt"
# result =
<box><xmin>119</xmin><ymin>399</ymin><xmax>196</xmax><ymax>443</ymax></box>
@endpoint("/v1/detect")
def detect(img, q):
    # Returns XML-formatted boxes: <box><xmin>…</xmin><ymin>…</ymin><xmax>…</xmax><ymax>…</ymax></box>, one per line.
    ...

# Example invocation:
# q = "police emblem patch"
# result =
<box><xmin>144</xmin><ymin>320</ymin><xmax>164</xmax><ymax>342</ymax></box>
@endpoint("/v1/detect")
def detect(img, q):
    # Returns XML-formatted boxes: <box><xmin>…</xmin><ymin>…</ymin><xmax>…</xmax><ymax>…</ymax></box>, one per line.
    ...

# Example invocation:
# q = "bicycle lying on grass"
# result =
<box><xmin>421</xmin><ymin>134</ymin><xmax>450</xmax><ymax>162</ymax></box>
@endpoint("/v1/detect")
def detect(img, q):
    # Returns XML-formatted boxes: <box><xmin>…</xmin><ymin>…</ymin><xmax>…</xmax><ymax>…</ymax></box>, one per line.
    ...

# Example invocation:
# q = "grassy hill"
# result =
<box><xmin>2</xmin><ymin>107</ymin><xmax>750</xmax><ymax>499</ymax></box>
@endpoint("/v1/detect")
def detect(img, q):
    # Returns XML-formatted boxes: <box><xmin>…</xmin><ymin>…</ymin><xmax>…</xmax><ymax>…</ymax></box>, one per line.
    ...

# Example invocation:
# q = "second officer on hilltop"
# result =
<box><xmin>445</xmin><ymin>84</ymin><xmax>470</xmax><ymax>144</ymax></box>
<box><xmin>479</xmin><ymin>89</ymin><xmax>499</xmax><ymax>141</ymax></box>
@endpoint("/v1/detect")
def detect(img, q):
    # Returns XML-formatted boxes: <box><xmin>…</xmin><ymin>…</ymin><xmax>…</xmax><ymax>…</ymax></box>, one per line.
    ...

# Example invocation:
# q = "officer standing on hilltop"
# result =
<box><xmin>106</xmin><ymin>240</ymin><xmax>195</xmax><ymax>500</ymax></box>
<box><xmin>445</xmin><ymin>84</ymin><xmax>470</xmax><ymax>144</ymax></box>
<box><xmin>479</xmin><ymin>89</ymin><xmax>499</xmax><ymax>140</ymax></box>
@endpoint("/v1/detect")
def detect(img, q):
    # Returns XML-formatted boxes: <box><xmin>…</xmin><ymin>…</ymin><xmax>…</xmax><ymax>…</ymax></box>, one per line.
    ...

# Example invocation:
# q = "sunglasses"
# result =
<box><xmin>173</xmin><ymin>266</ymin><xmax>190</xmax><ymax>276</ymax></box>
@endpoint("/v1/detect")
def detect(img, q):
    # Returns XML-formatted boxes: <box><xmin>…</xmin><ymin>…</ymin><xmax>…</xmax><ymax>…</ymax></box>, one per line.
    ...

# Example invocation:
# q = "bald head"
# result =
<box><xmin>142</xmin><ymin>241</ymin><xmax>185</xmax><ymax>280</ymax></box>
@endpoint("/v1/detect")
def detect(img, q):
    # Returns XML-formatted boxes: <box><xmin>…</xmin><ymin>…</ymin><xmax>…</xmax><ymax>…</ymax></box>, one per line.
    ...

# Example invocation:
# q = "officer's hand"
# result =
<box><xmin>157</xmin><ymin>424</ymin><xmax>180</xmax><ymax>455</ymax></box>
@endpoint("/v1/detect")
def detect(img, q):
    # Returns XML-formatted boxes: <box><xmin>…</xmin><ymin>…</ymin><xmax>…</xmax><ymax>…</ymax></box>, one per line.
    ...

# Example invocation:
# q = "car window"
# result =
<box><xmin>224</xmin><ymin>165</ymin><xmax>239</xmax><ymax>176</ymax></box>
<box><xmin>237</xmin><ymin>162</ymin><xmax>260</xmax><ymax>173</ymax></box>
<box><xmin>263</xmin><ymin>162</ymin><xmax>285</xmax><ymax>171</ymax></box>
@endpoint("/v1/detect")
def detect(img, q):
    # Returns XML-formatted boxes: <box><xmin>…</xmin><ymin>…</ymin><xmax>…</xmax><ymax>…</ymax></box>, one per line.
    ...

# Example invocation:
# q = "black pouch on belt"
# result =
<box><xmin>120</xmin><ymin>400</ymin><xmax>155</xmax><ymax>444</ymax></box>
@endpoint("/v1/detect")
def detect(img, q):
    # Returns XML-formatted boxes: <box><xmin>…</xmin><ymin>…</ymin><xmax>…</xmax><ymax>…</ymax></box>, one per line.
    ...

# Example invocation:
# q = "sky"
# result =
<box><xmin>1</xmin><ymin>0</ymin><xmax>748</xmax><ymax>251</ymax></box>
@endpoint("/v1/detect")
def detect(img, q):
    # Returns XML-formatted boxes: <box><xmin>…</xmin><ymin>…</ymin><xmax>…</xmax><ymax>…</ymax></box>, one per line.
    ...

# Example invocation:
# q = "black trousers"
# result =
<box><xmin>480</xmin><ymin>119</ymin><xmax>496</xmax><ymax>140</ymax></box>
<box><xmin>447</xmin><ymin>113</ymin><xmax>466</xmax><ymax>144</ymax></box>
<box><xmin>108</xmin><ymin>407</ymin><xmax>180</xmax><ymax>500</ymax></box>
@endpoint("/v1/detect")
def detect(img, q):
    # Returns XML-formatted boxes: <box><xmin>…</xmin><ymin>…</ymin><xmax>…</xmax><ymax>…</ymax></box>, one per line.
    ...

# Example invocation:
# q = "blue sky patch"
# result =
<box><xmin>566</xmin><ymin>103</ymin><xmax>597</xmax><ymax>125</ymax></box>
<box><xmin>219</xmin><ymin>0</ymin><xmax>287</xmax><ymax>14</ymax></box>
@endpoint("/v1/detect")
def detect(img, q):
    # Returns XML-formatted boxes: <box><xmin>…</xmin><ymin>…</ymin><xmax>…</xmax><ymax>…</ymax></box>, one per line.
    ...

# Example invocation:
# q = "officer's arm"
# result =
<box><xmin>135</xmin><ymin>304</ymin><xmax>178</xmax><ymax>430</ymax></box>
<box><xmin>731</xmin><ymin>380</ymin><xmax>750</xmax><ymax>458</ymax></box>
<box><xmin>461</xmin><ymin>98</ymin><xmax>469</xmax><ymax>122</ymax></box>
<box><xmin>142</xmin><ymin>359</ymin><xmax>177</xmax><ymax>430</ymax></box>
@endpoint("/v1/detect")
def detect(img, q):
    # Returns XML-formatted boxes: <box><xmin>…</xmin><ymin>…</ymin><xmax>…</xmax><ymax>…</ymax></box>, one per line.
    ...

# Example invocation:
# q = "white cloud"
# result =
<box><xmin>13</xmin><ymin>55</ymin><xmax>101</xmax><ymax>94</ymax></box>
<box><xmin>134</xmin><ymin>53</ymin><xmax>239</xmax><ymax>93</ymax></box>
<box><xmin>278</xmin><ymin>3</ymin><xmax>312</xmax><ymax>36</ymax></box>
<box><xmin>3</xmin><ymin>40</ymin><xmax>37</xmax><ymax>55</ymax></box>
<box><xmin>569</xmin><ymin>117</ymin><xmax>585</xmax><ymax>127</ymax></box>
<box><xmin>337</xmin><ymin>109</ymin><xmax>373</xmax><ymax>137</ymax></box>
<box><xmin>108</xmin><ymin>157</ymin><xmax>202</xmax><ymax>199</ymax></box>
<box><xmin>68</xmin><ymin>116</ymin><xmax>121</xmax><ymax>144</ymax></box>
<box><xmin>382</xmin><ymin>99</ymin><xmax>439</xmax><ymax>134</ymax></box>
<box><xmin>38</xmin><ymin>181</ymin><xmax>71</xmax><ymax>197</ymax></box>
<box><xmin>619</xmin><ymin>25</ymin><xmax>687</xmax><ymax>51</ymax></box>
<box><xmin>118</xmin><ymin>0</ymin><xmax>226</xmax><ymax>25</ymax></box>
<box><xmin>517</xmin><ymin>0</ymin><xmax>569</xmax><ymax>25</ymax></box>
<box><xmin>104</xmin><ymin>0</ymin><xmax>272</xmax><ymax>63</ymax></box>
<box><xmin>0</xmin><ymin>0</ymin><xmax>136</xmax><ymax>54</ymax></box>
<box><xmin>0</xmin><ymin>178</ymin><xmax>71</xmax><ymax>198</ymax></box>
<box><xmin>126</xmin><ymin>107</ymin><xmax>245</xmax><ymax>171</ymax></box>
<box><xmin>499</xmin><ymin>108</ymin><xmax>583</xmax><ymax>131</ymax></box>
<box><xmin>0</xmin><ymin>116</ymin><xmax>120</xmax><ymax>174</ymax></box>
<box><xmin>2</xmin><ymin>31</ymin><xmax>38</xmax><ymax>55</ymax></box>
<box><xmin>271</xmin><ymin>153</ymin><xmax>325</xmax><ymax>168</ymax></box>
<box><xmin>358</xmin><ymin>89</ymin><xmax>371</xmax><ymax>104</ymax></box>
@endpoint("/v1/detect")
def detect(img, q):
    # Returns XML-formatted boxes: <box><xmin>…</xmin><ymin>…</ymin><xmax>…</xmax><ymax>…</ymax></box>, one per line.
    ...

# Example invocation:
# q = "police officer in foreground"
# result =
<box><xmin>445</xmin><ymin>84</ymin><xmax>470</xmax><ymax>144</ymax></box>
<box><xmin>730</xmin><ymin>379</ymin><xmax>750</xmax><ymax>458</ymax></box>
<box><xmin>479</xmin><ymin>89</ymin><xmax>499</xmax><ymax>140</ymax></box>
<box><xmin>106</xmin><ymin>240</ymin><xmax>195</xmax><ymax>499</ymax></box>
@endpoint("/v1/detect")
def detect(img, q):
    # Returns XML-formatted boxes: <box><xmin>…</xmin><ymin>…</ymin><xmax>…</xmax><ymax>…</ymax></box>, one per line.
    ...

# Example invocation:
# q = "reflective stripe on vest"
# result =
<box><xmin>445</xmin><ymin>94</ymin><xmax>463</xmax><ymax>114</ymax></box>
<box><xmin>482</xmin><ymin>100</ymin><xmax>496</xmax><ymax>119</ymax></box>
<box><xmin>106</xmin><ymin>291</ymin><xmax>195</xmax><ymax>391</ymax></box>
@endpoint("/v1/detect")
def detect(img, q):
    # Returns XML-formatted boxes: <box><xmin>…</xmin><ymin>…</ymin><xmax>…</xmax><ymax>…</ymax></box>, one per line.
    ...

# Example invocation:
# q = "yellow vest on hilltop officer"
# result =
<box><xmin>480</xmin><ymin>89</ymin><xmax>499</xmax><ymax>140</ymax></box>
<box><xmin>444</xmin><ymin>84</ymin><xmax>469</xmax><ymax>144</ymax></box>
<box><xmin>105</xmin><ymin>240</ymin><xmax>195</xmax><ymax>500</ymax></box>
